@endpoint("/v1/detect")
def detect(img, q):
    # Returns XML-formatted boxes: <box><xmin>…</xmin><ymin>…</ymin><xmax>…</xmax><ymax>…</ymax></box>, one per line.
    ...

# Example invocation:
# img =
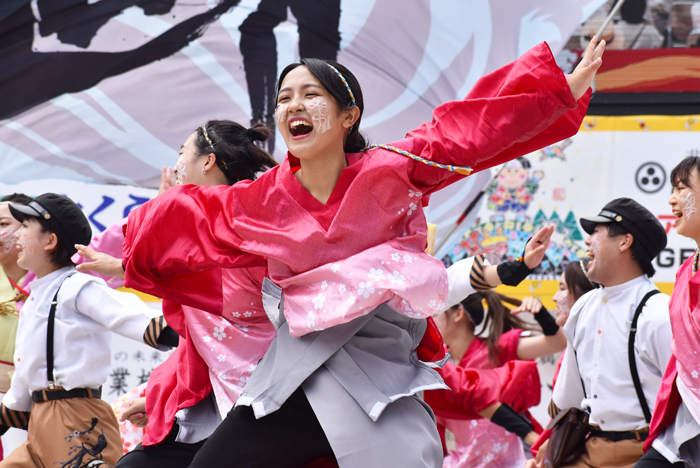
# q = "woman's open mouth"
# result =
<box><xmin>289</xmin><ymin>119</ymin><xmax>313</xmax><ymax>138</ymax></box>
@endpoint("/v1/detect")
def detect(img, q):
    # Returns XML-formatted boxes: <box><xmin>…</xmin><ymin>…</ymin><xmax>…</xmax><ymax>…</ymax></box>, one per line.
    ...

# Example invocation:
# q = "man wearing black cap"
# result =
<box><xmin>0</xmin><ymin>193</ymin><xmax>175</xmax><ymax>467</ymax></box>
<box><xmin>547</xmin><ymin>198</ymin><xmax>672</xmax><ymax>467</ymax></box>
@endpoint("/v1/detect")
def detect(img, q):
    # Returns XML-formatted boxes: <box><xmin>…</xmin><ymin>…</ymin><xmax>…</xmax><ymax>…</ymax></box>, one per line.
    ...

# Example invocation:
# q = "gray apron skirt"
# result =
<box><xmin>235</xmin><ymin>279</ymin><xmax>447</xmax><ymax>467</ymax></box>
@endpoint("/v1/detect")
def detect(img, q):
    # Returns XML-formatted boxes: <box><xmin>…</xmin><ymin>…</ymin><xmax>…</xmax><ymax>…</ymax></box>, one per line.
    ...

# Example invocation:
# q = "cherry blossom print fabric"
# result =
<box><xmin>277</xmin><ymin>241</ymin><xmax>447</xmax><ymax>337</ymax></box>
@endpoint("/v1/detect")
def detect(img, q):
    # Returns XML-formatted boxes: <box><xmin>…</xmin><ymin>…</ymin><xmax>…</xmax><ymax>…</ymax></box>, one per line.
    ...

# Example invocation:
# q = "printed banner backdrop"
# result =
<box><xmin>0</xmin><ymin>0</ymin><xmax>606</xmax><ymax>251</ymax></box>
<box><xmin>445</xmin><ymin>115</ymin><xmax>697</xmax><ymax>287</ymax></box>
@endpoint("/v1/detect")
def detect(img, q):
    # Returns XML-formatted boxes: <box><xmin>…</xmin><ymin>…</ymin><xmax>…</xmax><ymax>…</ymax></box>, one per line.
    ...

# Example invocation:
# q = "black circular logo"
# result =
<box><xmin>635</xmin><ymin>162</ymin><xmax>666</xmax><ymax>194</ymax></box>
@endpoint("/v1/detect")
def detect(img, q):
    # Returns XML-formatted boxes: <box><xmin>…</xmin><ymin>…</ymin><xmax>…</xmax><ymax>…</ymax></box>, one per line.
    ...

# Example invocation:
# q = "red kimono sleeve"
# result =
<box><xmin>645</xmin><ymin>354</ymin><xmax>682</xmax><ymax>452</ymax></box>
<box><xmin>122</xmin><ymin>183</ymin><xmax>266</xmax><ymax>313</ymax></box>
<box><xmin>404</xmin><ymin>41</ymin><xmax>590</xmax><ymax>194</ymax></box>
<box><xmin>144</xmin><ymin>300</ymin><xmax>212</xmax><ymax>446</ymax></box>
<box><xmin>425</xmin><ymin>360</ymin><xmax>541</xmax><ymax>419</ymax></box>
<box><xmin>425</xmin><ymin>361</ymin><xmax>501</xmax><ymax>417</ymax></box>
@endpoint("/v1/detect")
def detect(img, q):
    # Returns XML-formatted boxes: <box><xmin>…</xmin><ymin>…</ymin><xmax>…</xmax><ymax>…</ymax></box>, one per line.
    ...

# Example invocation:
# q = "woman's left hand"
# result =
<box><xmin>523</xmin><ymin>225</ymin><xmax>554</xmax><ymax>269</ymax></box>
<box><xmin>511</xmin><ymin>297</ymin><xmax>543</xmax><ymax>315</ymax></box>
<box><xmin>567</xmin><ymin>36</ymin><xmax>606</xmax><ymax>100</ymax></box>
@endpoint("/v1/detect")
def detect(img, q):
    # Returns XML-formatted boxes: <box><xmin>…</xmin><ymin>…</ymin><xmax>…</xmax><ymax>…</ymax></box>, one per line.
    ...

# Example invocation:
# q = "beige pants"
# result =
<box><xmin>1</xmin><ymin>396</ymin><xmax>123</xmax><ymax>468</ymax></box>
<box><xmin>561</xmin><ymin>436</ymin><xmax>645</xmax><ymax>468</ymax></box>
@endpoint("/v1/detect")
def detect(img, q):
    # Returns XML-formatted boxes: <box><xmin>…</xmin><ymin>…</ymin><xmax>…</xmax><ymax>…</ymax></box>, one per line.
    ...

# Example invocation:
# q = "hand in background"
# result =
<box><xmin>75</xmin><ymin>244</ymin><xmax>125</xmax><ymax>279</ymax></box>
<box><xmin>523</xmin><ymin>225</ymin><xmax>554</xmax><ymax>269</ymax></box>
<box><xmin>158</xmin><ymin>166</ymin><xmax>175</xmax><ymax>196</ymax></box>
<box><xmin>120</xmin><ymin>397</ymin><xmax>149</xmax><ymax>428</ymax></box>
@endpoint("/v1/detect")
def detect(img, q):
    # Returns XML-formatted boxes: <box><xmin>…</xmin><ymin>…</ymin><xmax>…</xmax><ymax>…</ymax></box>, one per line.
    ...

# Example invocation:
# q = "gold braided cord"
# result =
<box><xmin>361</xmin><ymin>144</ymin><xmax>473</xmax><ymax>176</ymax></box>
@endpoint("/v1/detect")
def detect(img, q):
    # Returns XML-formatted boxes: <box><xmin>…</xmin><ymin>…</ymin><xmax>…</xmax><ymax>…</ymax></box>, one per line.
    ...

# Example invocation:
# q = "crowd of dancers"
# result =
<box><xmin>0</xmin><ymin>34</ymin><xmax>696</xmax><ymax>468</ymax></box>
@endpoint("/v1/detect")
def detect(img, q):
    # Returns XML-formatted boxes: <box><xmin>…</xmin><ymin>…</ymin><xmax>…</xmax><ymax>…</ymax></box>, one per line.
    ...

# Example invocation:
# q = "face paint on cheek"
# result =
<box><xmin>307</xmin><ymin>97</ymin><xmax>331</xmax><ymax>134</ymax></box>
<box><xmin>174</xmin><ymin>158</ymin><xmax>187</xmax><ymax>185</ymax></box>
<box><xmin>588</xmin><ymin>236</ymin><xmax>601</xmax><ymax>256</ymax></box>
<box><xmin>681</xmin><ymin>193</ymin><xmax>697</xmax><ymax>220</ymax></box>
<box><xmin>275</xmin><ymin>103</ymin><xmax>289</xmax><ymax>124</ymax></box>
<box><xmin>553</xmin><ymin>290</ymin><xmax>571</xmax><ymax>316</ymax></box>
<box><xmin>0</xmin><ymin>227</ymin><xmax>17</xmax><ymax>254</ymax></box>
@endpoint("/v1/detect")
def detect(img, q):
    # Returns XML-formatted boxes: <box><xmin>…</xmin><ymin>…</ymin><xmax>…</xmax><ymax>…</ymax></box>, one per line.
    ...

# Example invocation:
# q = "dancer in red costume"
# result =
<box><xmin>75</xmin><ymin>121</ymin><xmax>279</xmax><ymax>468</ymax></box>
<box><xmin>428</xmin><ymin>287</ymin><xmax>567</xmax><ymax>468</ymax></box>
<box><xmin>121</xmin><ymin>38</ymin><xmax>604</xmax><ymax>467</ymax></box>
<box><xmin>637</xmin><ymin>156</ymin><xmax>700</xmax><ymax>466</ymax></box>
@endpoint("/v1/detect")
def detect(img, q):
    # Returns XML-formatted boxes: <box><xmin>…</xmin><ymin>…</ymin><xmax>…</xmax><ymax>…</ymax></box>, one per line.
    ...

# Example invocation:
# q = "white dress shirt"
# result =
<box><xmin>552</xmin><ymin>275</ymin><xmax>672</xmax><ymax>431</ymax></box>
<box><xmin>3</xmin><ymin>266</ymin><xmax>158</xmax><ymax>412</ymax></box>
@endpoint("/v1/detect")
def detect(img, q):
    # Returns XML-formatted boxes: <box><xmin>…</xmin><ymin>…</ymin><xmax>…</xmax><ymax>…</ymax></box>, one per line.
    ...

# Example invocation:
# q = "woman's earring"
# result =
<box><xmin>203</xmin><ymin>170</ymin><xmax>207</xmax><ymax>175</ymax></box>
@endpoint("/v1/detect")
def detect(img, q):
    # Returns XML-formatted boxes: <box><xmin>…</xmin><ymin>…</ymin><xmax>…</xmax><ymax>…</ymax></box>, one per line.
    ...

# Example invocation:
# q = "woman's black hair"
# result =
<box><xmin>454</xmin><ymin>291</ymin><xmax>531</xmax><ymax>366</ymax></box>
<box><xmin>1</xmin><ymin>193</ymin><xmax>32</xmax><ymax>205</ymax></box>
<box><xmin>564</xmin><ymin>258</ymin><xmax>598</xmax><ymax>301</ymax></box>
<box><xmin>671</xmin><ymin>156</ymin><xmax>700</xmax><ymax>189</ymax></box>
<box><xmin>193</xmin><ymin>120</ymin><xmax>278</xmax><ymax>185</ymax></box>
<box><xmin>276</xmin><ymin>58</ymin><xmax>368</xmax><ymax>153</ymax></box>
<box><xmin>606</xmin><ymin>222</ymin><xmax>656</xmax><ymax>277</ymax></box>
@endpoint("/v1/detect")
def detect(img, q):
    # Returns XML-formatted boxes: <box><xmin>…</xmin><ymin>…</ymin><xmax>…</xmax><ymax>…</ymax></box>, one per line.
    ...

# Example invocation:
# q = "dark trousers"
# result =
<box><xmin>114</xmin><ymin>424</ymin><xmax>205</xmax><ymax>468</ymax></box>
<box><xmin>634</xmin><ymin>448</ymin><xmax>685</xmax><ymax>467</ymax></box>
<box><xmin>188</xmin><ymin>387</ymin><xmax>336</xmax><ymax>468</ymax></box>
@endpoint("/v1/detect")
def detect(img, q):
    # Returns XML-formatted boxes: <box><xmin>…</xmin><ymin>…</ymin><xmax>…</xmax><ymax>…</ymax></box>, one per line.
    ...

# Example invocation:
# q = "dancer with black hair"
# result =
<box><xmin>74</xmin><ymin>121</ymin><xmax>281</xmax><ymax>468</ymax></box>
<box><xmin>523</xmin><ymin>258</ymin><xmax>599</xmax><ymax>460</ymax></box>
<box><xmin>540</xmin><ymin>198</ymin><xmax>671</xmax><ymax>467</ymax></box>
<box><xmin>636</xmin><ymin>156</ymin><xmax>700</xmax><ymax>467</ymax></box>
<box><xmin>427</xmin><ymin>263</ymin><xmax>567</xmax><ymax>467</ymax></box>
<box><xmin>0</xmin><ymin>193</ymin><xmax>176</xmax><ymax>468</ymax></box>
<box><xmin>120</xmin><ymin>38</ymin><xmax>604</xmax><ymax>467</ymax></box>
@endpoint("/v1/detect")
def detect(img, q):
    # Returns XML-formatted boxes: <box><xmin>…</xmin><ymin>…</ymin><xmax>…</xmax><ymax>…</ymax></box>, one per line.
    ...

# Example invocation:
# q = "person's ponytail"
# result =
<box><xmin>195</xmin><ymin>120</ymin><xmax>278</xmax><ymax>185</ymax></box>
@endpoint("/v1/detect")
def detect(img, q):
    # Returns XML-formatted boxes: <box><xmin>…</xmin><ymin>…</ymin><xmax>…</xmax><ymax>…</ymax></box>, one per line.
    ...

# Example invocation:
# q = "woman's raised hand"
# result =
<box><xmin>567</xmin><ymin>36</ymin><xmax>606</xmax><ymax>100</ymax></box>
<box><xmin>511</xmin><ymin>297</ymin><xmax>543</xmax><ymax>315</ymax></box>
<box><xmin>158</xmin><ymin>166</ymin><xmax>175</xmax><ymax>196</ymax></box>
<box><xmin>523</xmin><ymin>225</ymin><xmax>554</xmax><ymax>269</ymax></box>
<box><xmin>74</xmin><ymin>244</ymin><xmax>125</xmax><ymax>279</ymax></box>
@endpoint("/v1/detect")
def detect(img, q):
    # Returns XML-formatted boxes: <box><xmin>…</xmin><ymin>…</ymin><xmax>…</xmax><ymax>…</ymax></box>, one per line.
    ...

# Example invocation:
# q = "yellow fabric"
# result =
<box><xmin>0</xmin><ymin>267</ymin><xmax>21</xmax><ymax>365</ymax></box>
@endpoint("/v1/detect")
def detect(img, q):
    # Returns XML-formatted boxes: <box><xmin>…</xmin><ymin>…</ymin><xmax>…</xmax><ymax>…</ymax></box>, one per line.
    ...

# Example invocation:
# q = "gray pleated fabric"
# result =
<box><xmin>237</xmin><ymin>278</ymin><xmax>447</xmax><ymax>468</ymax></box>
<box><xmin>654</xmin><ymin>400</ymin><xmax>700</xmax><ymax>465</ymax></box>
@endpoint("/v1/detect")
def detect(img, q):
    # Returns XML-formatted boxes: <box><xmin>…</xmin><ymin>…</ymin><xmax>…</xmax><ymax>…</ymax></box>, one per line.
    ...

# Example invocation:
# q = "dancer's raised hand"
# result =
<box><xmin>567</xmin><ymin>36</ymin><xmax>606</xmax><ymax>100</ymax></box>
<box><xmin>75</xmin><ymin>244</ymin><xmax>125</xmax><ymax>279</ymax></box>
<box><xmin>158</xmin><ymin>166</ymin><xmax>175</xmax><ymax>196</ymax></box>
<box><xmin>523</xmin><ymin>225</ymin><xmax>554</xmax><ymax>269</ymax></box>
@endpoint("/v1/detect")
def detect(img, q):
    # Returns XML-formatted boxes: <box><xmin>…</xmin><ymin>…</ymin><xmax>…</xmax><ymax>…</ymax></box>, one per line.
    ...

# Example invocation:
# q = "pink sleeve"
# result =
<box><xmin>404</xmin><ymin>42</ymin><xmax>590</xmax><ymax>194</ymax></box>
<box><xmin>122</xmin><ymin>184</ymin><xmax>265</xmax><ymax>313</ymax></box>
<box><xmin>72</xmin><ymin>217</ymin><xmax>128</xmax><ymax>289</ymax></box>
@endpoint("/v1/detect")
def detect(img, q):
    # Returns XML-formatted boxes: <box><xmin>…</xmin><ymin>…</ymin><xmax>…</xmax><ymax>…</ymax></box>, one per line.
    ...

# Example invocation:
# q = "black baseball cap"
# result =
<box><xmin>9</xmin><ymin>193</ymin><xmax>92</xmax><ymax>256</ymax></box>
<box><xmin>580</xmin><ymin>198</ymin><xmax>667</xmax><ymax>260</ymax></box>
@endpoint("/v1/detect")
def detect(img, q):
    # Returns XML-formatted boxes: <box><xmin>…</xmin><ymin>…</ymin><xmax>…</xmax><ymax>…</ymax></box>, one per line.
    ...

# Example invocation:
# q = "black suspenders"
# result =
<box><xmin>46</xmin><ymin>275</ymin><xmax>74</xmax><ymax>390</ymax></box>
<box><xmin>628</xmin><ymin>289</ymin><xmax>660</xmax><ymax>424</ymax></box>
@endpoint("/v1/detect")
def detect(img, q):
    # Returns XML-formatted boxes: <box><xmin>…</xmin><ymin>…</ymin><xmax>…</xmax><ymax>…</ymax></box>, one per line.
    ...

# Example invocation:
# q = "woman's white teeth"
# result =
<box><xmin>290</xmin><ymin>120</ymin><xmax>313</xmax><ymax>136</ymax></box>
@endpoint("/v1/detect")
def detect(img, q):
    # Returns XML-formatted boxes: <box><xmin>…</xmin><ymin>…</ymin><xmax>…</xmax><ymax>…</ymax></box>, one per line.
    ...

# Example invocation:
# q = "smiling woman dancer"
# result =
<box><xmin>120</xmin><ymin>39</ymin><xmax>605</xmax><ymax>467</ymax></box>
<box><xmin>74</xmin><ymin>120</ymin><xmax>280</xmax><ymax>468</ymax></box>
<box><xmin>636</xmin><ymin>156</ymin><xmax>700</xmax><ymax>467</ymax></box>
